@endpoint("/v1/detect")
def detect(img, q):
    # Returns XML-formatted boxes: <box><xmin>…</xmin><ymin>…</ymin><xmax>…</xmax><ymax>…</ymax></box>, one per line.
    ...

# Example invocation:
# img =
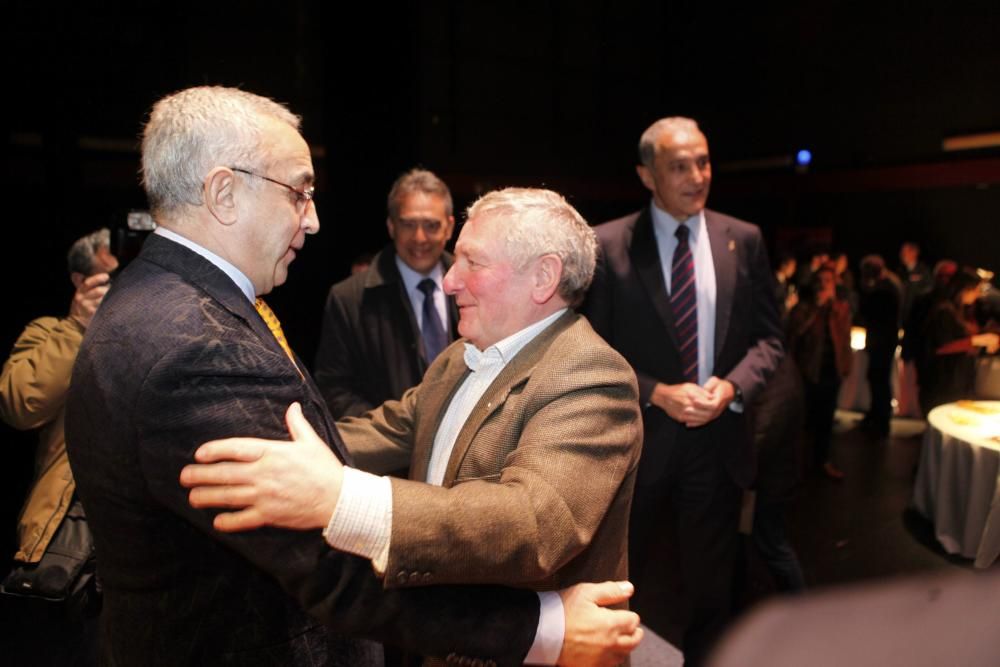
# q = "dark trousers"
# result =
<box><xmin>752</xmin><ymin>500</ymin><xmax>806</xmax><ymax>593</ymax></box>
<box><xmin>629</xmin><ymin>424</ymin><xmax>742</xmax><ymax>667</ymax></box>
<box><xmin>866</xmin><ymin>344</ymin><xmax>896</xmax><ymax>432</ymax></box>
<box><xmin>805</xmin><ymin>371</ymin><xmax>841</xmax><ymax>466</ymax></box>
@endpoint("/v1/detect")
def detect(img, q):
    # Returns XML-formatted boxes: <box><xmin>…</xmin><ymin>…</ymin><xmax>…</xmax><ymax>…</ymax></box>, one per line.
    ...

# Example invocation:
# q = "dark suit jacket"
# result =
<box><xmin>65</xmin><ymin>234</ymin><xmax>537</xmax><ymax>667</ymax></box>
<box><xmin>583</xmin><ymin>208</ymin><xmax>783</xmax><ymax>488</ymax></box>
<box><xmin>315</xmin><ymin>246</ymin><xmax>458</xmax><ymax>419</ymax></box>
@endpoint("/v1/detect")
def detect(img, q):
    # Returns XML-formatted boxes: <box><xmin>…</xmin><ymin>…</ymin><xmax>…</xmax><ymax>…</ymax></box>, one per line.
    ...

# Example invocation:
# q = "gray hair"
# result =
<box><xmin>638</xmin><ymin>116</ymin><xmax>703</xmax><ymax>168</ymax></box>
<box><xmin>387</xmin><ymin>168</ymin><xmax>453</xmax><ymax>219</ymax></box>
<box><xmin>141</xmin><ymin>86</ymin><xmax>301</xmax><ymax>217</ymax></box>
<box><xmin>466</xmin><ymin>188</ymin><xmax>597</xmax><ymax>307</ymax></box>
<box><xmin>67</xmin><ymin>228</ymin><xmax>111</xmax><ymax>275</ymax></box>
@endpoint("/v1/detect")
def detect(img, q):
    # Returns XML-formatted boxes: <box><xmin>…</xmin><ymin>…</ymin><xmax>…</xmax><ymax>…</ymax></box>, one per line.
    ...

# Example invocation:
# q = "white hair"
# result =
<box><xmin>141</xmin><ymin>86</ymin><xmax>301</xmax><ymax>217</ymax></box>
<box><xmin>466</xmin><ymin>188</ymin><xmax>597</xmax><ymax>307</ymax></box>
<box><xmin>638</xmin><ymin>116</ymin><xmax>702</xmax><ymax>168</ymax></box>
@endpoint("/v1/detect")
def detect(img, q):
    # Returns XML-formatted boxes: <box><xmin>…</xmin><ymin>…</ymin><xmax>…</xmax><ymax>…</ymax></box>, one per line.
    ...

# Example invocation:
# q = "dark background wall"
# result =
<box><xmin>2</xmin><ymin>1</ymin><xmax>998</xmax><ymax>556</ymax></box>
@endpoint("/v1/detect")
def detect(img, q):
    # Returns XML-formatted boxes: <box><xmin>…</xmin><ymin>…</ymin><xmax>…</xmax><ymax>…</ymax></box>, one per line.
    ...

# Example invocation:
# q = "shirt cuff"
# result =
<box><xmin>524</xmin><ymin>591</ymin><xmax>565</xmax><ymax>665</ymax></box>
<box><xmin>322</xmin><ymin>467</ymin><xmax>393</xmax><ymax>575</ymax></box>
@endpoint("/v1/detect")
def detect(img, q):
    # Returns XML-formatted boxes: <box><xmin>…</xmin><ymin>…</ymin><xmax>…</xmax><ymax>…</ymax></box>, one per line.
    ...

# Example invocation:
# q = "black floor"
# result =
<box><xmin>787</xmin><ymin>410</ymin><xmax>995</xmax><ymax>593</ymax></box>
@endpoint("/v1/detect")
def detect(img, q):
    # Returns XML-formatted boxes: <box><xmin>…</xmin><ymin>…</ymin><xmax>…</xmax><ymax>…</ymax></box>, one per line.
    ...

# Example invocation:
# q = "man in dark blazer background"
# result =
<box><xmin>314</xmin><ymin>168</ymin><xmax>458</xmax><ymax>419</ymax></box>
<box><xmin>583</xmin><ymin>117</ymin><xmax>783</xmax><ymax>666</ymax></box>
<box><xmin>65</xmin><ymin>85</ymin><xmax>640</xmax><ymax>667</ymax></box>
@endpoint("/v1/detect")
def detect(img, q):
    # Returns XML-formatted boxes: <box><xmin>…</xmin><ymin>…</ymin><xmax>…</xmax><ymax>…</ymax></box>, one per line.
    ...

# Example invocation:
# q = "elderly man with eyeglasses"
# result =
<box><xmin>314</xmin><ymin>168</ymin><xmax>459</xmax><ymax>420</ymax></box>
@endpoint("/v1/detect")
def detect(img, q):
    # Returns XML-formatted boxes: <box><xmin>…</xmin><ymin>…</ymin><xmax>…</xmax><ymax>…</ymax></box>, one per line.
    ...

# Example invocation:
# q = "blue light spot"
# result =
<box><xmin>796</xmin><ymin>149</ymin><xmax>812</xmax><ymax>166</ymax></box>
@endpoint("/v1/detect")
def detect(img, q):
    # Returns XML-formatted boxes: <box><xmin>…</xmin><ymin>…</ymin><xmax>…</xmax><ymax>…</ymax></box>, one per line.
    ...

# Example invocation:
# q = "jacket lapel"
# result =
<box><xmin>706</xmin><ymin>211</ymin><xmax>736</xmax><ymax>363</ymax></box>
<box><xmin>630</xmin><ymin>208</ymin><xmax>680</xmax><ymax>349</ymax></box>
<box><xmin>410</xmin><ymin>349</ymin><xmax>471</xmax><ymax>482</ymax></box>
<box><xmin>440</xmin><ymin>311</ymin><xmax>576</xmax><ymax>485</ymax></box>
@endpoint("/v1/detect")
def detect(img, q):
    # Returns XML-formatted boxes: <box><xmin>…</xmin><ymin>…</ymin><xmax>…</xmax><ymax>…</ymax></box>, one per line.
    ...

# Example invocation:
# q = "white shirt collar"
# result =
<box><xmin>395</xmin><ymin>253</ymin><xmax>445</xmax><ymax>293</ymax></box>
<box><xmin>154</xmin><ymin>226</ymin><xmax>256</xmax><ymax>302</ymax></box>
<box><xmin>463</xmin><ymin>308</ymin><xmax>568</xmax><ymax>371</ymax></box>
<box><xmin>649</xmin><ymin>201</ymin><xmax>706</xmax><ymax>242</ymax></box>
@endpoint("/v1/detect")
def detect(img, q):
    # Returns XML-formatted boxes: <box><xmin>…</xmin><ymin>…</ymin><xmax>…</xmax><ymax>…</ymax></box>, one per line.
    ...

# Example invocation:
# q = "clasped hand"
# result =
<box><xmin>651</xmin><ymin>376</ymin><xmax>735</xmax><ymax>427</ymax></box>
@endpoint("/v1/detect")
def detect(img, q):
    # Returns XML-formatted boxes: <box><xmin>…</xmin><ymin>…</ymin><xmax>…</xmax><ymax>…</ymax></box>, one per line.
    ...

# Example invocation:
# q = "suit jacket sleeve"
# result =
<box><xmin>314</xmin><ymin>286</ymin><xmax>376</xmax><ymax>419</ymax></box>
<box><xmin>344</xmin><ymin>341</ymin><xmax>642</xmax><ymax>588</ymax></box>
<box><xmin>723</xmin><ymin>227</ymin><xmax>784</xmax><ymax>403</ymax></box>
<box><xmin>133</xmin><ymin>341</ymin><xmax>538</xmax><ymax>666</ymax></box>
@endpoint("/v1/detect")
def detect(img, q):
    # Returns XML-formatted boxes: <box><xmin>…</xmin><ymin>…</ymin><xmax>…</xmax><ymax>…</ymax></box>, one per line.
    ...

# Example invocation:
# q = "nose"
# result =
<box><xmin>413</xmin><ymin>224</ymin><xmax>428</xmax><ymax>243</ymax></box>
<box><xmin>302</xmin><ymin>201</ymin><xmax>320</xmax><ymax>235</ymax></box>
<box><xmin>442</xmin><ymin>263</ymin><xmax>461</xmax><ymax>295</ymax></box>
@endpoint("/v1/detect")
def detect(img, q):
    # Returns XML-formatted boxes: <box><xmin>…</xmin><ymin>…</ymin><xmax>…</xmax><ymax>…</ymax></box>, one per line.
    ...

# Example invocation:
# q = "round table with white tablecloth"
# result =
<box><xmin>912</xmin><ymin>401</ymin><xmax>1000</xmax><ymax>568</ymax></box>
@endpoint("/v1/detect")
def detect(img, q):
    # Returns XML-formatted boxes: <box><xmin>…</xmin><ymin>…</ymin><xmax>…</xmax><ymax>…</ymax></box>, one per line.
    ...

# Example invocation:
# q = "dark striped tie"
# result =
<box><xmin>671</xmin><ymin>224</ymin><xmax>698</xmax><ymax>383</ymax></box>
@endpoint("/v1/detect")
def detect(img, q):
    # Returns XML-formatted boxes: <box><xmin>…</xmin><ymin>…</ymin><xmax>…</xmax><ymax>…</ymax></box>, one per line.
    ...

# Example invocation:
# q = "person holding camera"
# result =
<box><xmin>0</xmin><ymin>228</ymin><xmax>117</xmax><ymax>664</ymax></box>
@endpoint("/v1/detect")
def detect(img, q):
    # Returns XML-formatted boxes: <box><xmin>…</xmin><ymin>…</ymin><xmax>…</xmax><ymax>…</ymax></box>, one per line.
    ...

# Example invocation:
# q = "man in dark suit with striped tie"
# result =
<box><xmin>582</xmin><ymin>117</ymin><xmax>784</xmax><ymax>667</ymax></box>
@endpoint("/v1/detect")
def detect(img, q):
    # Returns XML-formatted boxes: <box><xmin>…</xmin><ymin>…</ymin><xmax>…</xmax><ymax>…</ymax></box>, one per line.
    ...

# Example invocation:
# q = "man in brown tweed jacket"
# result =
<box><xmin>183</xmin><ymin>187</ymin><xmax>644</xmax><ymax>665</ymax></box>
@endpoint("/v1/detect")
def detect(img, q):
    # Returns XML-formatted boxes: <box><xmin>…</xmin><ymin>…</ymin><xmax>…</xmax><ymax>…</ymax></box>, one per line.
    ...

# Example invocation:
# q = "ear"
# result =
<box><xmin>530</xmin><ymin>254</ymin><xmax>563</xmax><ymax>305</ymax></box>
<box><xmin>204</xmin><ymin>167</ymin><xmax>239</xmax><ymax>226</ymax></box>
<box><xmin>386</xmin><ymin>217</ymin><xmax>397</xmax><ymax>240</ymax></box>
<box><xmin>443</xmin><ymin>214</ymin><xmax>456</xmax><ymax>241</ymax></box>
<box><xmin>636</xmin><ymin>164</ymin><xmax>656</xmax><ymax>193</ymax></box>
<box><xmin>70</xmin><ymin>272</ymin><xmax>86</xmax><ymax>289</ymax></box>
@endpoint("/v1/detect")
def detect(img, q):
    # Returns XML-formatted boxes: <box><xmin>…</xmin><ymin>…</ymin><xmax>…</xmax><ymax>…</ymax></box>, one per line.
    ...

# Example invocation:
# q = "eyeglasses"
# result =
<box><xmin>393</xmin><ymin>218</ymin><xmax>445</xmax><ymax>236</ymax></box>
<box><xmin>230</xmin><ymin>167</ymin><xmax>315</xmax><ymax>215</ymax></box>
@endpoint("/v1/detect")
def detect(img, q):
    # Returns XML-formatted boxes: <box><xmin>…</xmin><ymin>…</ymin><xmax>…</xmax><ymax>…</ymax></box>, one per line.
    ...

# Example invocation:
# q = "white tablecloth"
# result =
<box><xmin>912</xmin><ymin>401</ymin><xmax>1000</xmax><ymax>568</ymax></box>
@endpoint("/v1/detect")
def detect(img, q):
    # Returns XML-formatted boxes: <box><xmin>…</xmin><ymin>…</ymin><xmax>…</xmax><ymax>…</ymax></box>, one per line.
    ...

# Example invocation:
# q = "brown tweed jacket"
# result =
<box><xmin>337</xmin><ymin>310</ymin><xmax>642</xmax><ymax>592</ymax></box>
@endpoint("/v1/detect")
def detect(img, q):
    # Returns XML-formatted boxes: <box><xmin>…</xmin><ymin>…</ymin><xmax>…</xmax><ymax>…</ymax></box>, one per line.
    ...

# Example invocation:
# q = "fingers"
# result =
<box><xmin>284</xmin><ymin>402</ymin><xmax>319</xmax><ymax>442</ymax></box>
<box><xmin>587</xmin><ymin>580</ymin><xmax>635</xmax><ymax>607</ymax></box>
<box><xmin>616</xmin><ymin>625</ymin><xmax>644</xmax><ymax>650</ymax></box>
<box><xmin>82</xmin><ymin>272</ymin><xmax>111</xmax><ymax>289</ymax></box>
<box><xmin>213</xmin><ymin>508</ymin><xmax>267</xmax><ymax>532</ymax></box>
<box><xmin>187</xmin><ymin>480</ymin><xmax>256</xmax><ymax>508</ymax></box>
<box><xmin>193</xmin><ymin>438</ymin><xmax>268</xmax><ymax>463</ymax></box>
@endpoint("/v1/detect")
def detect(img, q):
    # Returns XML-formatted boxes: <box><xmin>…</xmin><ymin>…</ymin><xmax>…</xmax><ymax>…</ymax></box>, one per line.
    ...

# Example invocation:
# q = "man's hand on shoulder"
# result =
<box><xmin>180</xmin><ymin>402</ymin><xmax>343</xmax><ymax>532</ymax></box>
<box><xmin>557</xmin><ymin>581</ymin><xmax>643</xmax><ymax>667</ymax></box>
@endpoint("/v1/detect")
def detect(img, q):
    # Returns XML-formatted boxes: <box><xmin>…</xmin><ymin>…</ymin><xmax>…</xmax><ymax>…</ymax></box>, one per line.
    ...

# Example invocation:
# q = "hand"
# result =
<box><xmin>692</xmin><ymin>376</ymin><xmax>736</xmax><ymax>426</ymax></box>
<box><xmin>558</xmin><ymin>581</ymin><xmax>643</xmax><ymax>667</ymax></box>
<box><xmin>180</xmin><ymin>402</ymin><xmax>344</xmax><ymax>532</ymax></box>
<box><xmin>651</xmin><ymin>379</ymin><xmax>732</xmax><ymax>427</ymax></box>
<box><xmin>973</xmin><ymin>333</ymin><xmax>1000</xmax><ymax>354</ymax></box>
<box><xmin>649</xmin><ymin>382</ymin><xmax>711</xmax><ymax>426</ymax></box>
<box><xmin>68</xmin><ymin>273</ymin><xmax>111</xmax><ymax>329</ymax></box>
<box><xmin>784</xmin><ymin>291</ymin><xmax>799</xmax><ymax>311</ymax></box>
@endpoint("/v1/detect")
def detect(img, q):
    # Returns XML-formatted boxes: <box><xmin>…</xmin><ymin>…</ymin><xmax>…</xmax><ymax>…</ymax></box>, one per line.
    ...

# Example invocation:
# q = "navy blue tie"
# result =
<box><xmin>671</xmin><ymin>224</ymin><xmax>698</xmax><ymax>383</ymax></box>
<box><xmin>418</xmin><ymin>278</ymin><xmax>448</xmax><ymax>363</ymax></box>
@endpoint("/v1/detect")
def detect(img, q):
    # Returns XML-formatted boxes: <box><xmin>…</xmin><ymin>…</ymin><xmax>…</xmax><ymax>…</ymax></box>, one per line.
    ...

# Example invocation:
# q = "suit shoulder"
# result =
<box><xmin>707</xmin><ymin>209</ymin><xmax>762</xmax><ymax>238</ymax></box>
<box><xmin>594</xmin><ymin>210</ymin><xmax>642</xmax><ymax>242</ymax></box>
<box><xmin>542</xmin><ymin>317</ymin><xmax>637</xmax><ymax>388</ymax></box>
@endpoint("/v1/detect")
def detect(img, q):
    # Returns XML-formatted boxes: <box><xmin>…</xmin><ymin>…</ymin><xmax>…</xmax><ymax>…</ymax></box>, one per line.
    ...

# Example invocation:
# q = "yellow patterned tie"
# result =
<box><xmin>254</xmin><ymin>298</ymin><xmax>301</xmax><ymax>374</ymax></box>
